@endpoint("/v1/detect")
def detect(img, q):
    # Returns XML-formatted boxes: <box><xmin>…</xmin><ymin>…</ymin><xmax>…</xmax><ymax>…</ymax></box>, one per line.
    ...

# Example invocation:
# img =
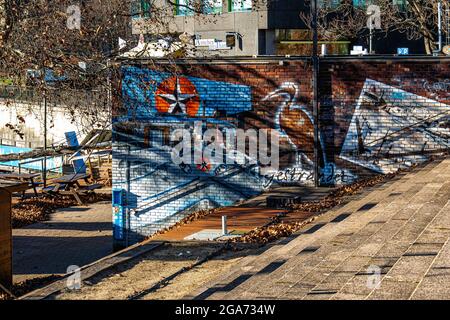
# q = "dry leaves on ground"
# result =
<box><xmin>151</xmin><ymin>159</ymin><xmax>435</xmax><ymax>244</ymax></box>
<box><xmin>12</xmin><ymin>193</ymin><xmax>112</xmax><ymax>229</ymax></box>
<box><xmin>0</xmin><ymin>275</ymin><xmax>62</xmax><ymax>300</ymax></box>
<box><xmin>232</xmin><ymin>215</ymin><xmax>317</xmax><ymax>244</ymax></box>
<box><xmin>233</xmin><ymin>173</ymin><xmax>396</xmax><ymax>244</ymax></box>
<box><xmin>291</xmin><ymin>173</ymin><xmax>396</xmax><ymax>213</ymax></box>
<box><xmin>147</xmin><ymin>173</ymin><xmax>397</xmax><ymax>244</ymax></box>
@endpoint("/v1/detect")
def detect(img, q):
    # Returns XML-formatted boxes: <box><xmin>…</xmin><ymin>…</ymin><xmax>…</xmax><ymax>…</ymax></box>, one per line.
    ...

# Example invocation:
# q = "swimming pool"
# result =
<box><xmin>0</xmin><ymin>145</ymin><xmax>63</xmax><ymax>173</ymax></box>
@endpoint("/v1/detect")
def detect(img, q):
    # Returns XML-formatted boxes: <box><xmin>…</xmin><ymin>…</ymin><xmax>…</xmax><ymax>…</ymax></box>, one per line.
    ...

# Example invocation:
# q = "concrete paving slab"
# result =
<box><xmin>186</xmin><ymin>158</ymin><xmax>450</xmax><ymax>300</ymax></box>
<box><xmin>368</xmin><ymin>279</ymin><xmax>418</xmax><ymax>300</ymax></box>
<box><xmin>184</xmin><ymin>229</ymin><xmax>224</xmax><ymax>241</ymax></box>
<box><xmin>13</xmin><ymin>201</ymin><xmax>112</xmax><ymax>283</ymax></box>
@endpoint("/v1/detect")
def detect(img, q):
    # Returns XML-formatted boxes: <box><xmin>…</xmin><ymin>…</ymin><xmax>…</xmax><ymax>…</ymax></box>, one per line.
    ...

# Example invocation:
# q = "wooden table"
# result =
<box><xmin>0</xmin><ymin>173</ymin><xmax>41</xmax><ymax>197</ymax></box>
<box><xmin>49</xmin><ymin>173</ymin><xmax>92</xmax><ymax>205</ymax></box>
<box><xmin>0</xmin><ymin>179</ymin><xmax>30</xmax><ymax>194</ymax></box>
<box><xmin>0</xmin><ymin>181</ymin><xmax>34</xmax><ymax>289</ymax></box>
<box><xmin>52</xmin><ymin>173</ymin><xmax>90</xmax><ymax>185</ymax></box>
<box><xmin>0</xmin><ymin>185</ymin><xmax>22</xmax><ymax>289</ymax></box>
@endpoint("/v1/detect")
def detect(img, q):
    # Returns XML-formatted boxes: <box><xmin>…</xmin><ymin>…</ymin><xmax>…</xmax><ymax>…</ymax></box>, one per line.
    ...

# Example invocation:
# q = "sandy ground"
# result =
<box><xmin>52</xmin><ymin>242</ymin><xmax>253</xmax><ymax>300</ymax></box>
<box><xmin>141</xmin><ymin>250</ymin><xmax>247</xmax><ymax>300</ymax></box>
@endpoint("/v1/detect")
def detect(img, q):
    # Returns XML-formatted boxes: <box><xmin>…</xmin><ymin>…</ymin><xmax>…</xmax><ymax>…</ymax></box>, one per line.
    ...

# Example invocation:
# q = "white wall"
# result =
<box><xmin>0</xmin><ymin>98</ymin><xmax>109</xmax><ymax>148</ymax></box>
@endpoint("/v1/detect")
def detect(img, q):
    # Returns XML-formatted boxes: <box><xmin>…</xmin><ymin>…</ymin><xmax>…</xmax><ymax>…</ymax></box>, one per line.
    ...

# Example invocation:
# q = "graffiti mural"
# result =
<box><xmin>121</xmin><ymin>66</ymin><xmax>253</xmax><ymax>119</ymax></box>
<box><xmin>261</xmin><ymin>82</ymin><xmax>354</xmax><ymax>186</ymax></box>
<box><xmin>113</xmin><ymin>66</ymin><xmax>273</xmax><ymax>245</ymax></box>
<box><xmin>113</xmin><ymin>60</ymin><xmax>450</xmax><ymax>247</ymax></box>
<box><xmin>340</xmin><ymin>79</ymin><xmax>450</xmax><ymax>174</ymax></box>
<box><xmin>113</xmin><ymin>65</ymin><xmax>337</xmax><ymax>245</ymax></box>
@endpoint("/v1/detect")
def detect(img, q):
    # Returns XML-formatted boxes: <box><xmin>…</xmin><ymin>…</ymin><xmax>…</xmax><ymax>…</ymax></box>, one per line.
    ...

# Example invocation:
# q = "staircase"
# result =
<box><xmin>188</xmin><ymin>157</ymin><xmax>450</xmax><ymax>300</ymax></box>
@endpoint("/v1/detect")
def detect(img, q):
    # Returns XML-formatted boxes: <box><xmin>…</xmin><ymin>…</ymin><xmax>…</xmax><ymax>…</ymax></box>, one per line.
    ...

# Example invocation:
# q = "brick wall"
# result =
<box><xmin>112</xmin><ymin>57</ymin><xmax>450</xmax><ymax>248</ymax></box>
<box><xmin>321</xmin><ymin>59</ymin><xmax>450</xmax><ymax>177</ymax></box>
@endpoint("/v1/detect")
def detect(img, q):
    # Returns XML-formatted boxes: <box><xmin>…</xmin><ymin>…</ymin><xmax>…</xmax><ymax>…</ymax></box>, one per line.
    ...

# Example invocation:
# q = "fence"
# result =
<box><xmin>0</xmin><ymin>85</ymin><xmax>106</xmax><ymax>105</ymax></box>
<box><xmin>0</xmin><ymin>144</ymin><xmax>64</xmax><ymax>174</ymax></box>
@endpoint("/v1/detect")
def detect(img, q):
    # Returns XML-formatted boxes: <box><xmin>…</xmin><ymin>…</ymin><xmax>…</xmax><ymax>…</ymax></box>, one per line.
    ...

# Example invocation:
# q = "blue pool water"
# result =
<box><xmin>0</xmin><ymin>145</ymin><xmax>63</xmax><ymax>173</ymax></box>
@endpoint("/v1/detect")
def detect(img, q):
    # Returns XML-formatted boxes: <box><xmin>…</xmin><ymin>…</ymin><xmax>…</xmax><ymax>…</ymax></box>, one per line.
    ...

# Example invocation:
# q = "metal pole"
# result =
<box><xmin>369</xmin><ymin>23</ymin><xmax>373</xmax><ymax>54</ymax></box>
<box><xmin>221</xmin><ymin>215</ymin><xmax>228</xmax><ymax>236</ymax></box>
<box><xmin>438</xmin><ymin>1</ymin><xmax>443</xmax><ymax>52</ymax></box>
<box><xmin>43</xmin><ymin>92</ymin><xmax>47</xmax><ymax>187</ymax></box>
<box><xmin>312</xmin><ymin>0</ymin><xmax>320</xmax><ymax>188</ymax></box>
<box><xmin>125</xmin><ymin>146</ymin><xmax>131</xmax><ymax>247</ymax></box>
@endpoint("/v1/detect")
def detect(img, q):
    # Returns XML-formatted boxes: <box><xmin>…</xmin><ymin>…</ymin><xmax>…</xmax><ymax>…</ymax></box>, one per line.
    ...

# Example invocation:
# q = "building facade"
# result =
<box><xmin>131</xmin><ymin>0</ymin><xmax>309</xmax><ymax>56</ymax></box>
<box><xmin>130</xmin><ymin>0</ymin><xmax>432</xmax><ymax>56</ymax></box>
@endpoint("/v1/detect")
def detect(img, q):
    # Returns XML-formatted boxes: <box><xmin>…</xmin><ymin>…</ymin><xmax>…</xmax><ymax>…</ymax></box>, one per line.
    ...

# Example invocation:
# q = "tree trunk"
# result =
<box><xmin>0</xmin><ymin>0</ymin><xmax>5</xmax><ymax>44</ymax></box>
<box><xmin>424</xmin><ymin>37</ymin><xmax>436</xmax><ymax>55</ymax></box>
<box><xmin>0</xmin><ymin>0</ymin><xmax>10</xmax><ymax>46</ymax></box>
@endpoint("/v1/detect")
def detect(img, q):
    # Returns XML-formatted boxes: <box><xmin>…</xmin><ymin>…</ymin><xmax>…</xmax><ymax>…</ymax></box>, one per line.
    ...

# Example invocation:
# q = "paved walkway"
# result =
<box><xmin>13</xmin><ymin>201</ymin><xmax>112</xmax><ymax>283</ymax></box>
<box><xmin>188</xmin><ymin>158</ymin><xmax>450</xmax><ymax>300</ymax></box>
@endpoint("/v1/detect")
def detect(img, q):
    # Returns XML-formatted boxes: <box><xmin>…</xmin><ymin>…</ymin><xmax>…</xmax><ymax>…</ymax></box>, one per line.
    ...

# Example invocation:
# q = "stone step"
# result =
<box><xmin>410</xmin><ymin>200</ymin><xmax>450</xmax><ymax>299</ymax></box>
<box><xmin>187</xmin><ymin>159</ymin><xmax>447</xmax><ymax>300</ymax></box>
<box><xmin>367</xmin><ymin>186</ymin><xmax>450</xmax><ymax>299</ymax></box>
<box><xmin>205</xmin><ymin>161</ymin><xmax>446</xmax><ymax>299</ymax></box>
<box><xmin>330</xmin><ymin>174</ymin><xmax>450</xmax><ymax>298</ymax></box>
<box><xmin>256</xmin><ymin>173</ymin><xmax>448</xmax><ymax>299</ymax></box>
<box><xmin>319</xmin><ymin>181</ymin><xmax>450</xmax><ymax>300</ymax></box>
<box><xmin>276</xmin><ymin>159</ymin><xmax>446</xmax><ymax>252</ymax></box>
<box><xmin>250</xmin><ymin>161</ymin><xmax>450</xmax><ymax>296</ymax></box>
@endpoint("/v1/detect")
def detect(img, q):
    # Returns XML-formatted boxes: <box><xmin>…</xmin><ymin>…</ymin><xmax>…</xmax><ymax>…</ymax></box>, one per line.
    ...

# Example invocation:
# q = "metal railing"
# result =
<box><xmin>0</xmin><ymin>86</ymin><xmax>38</xmax><ymax>102</ymax></box>
<box><xmin>18</xmin><ymin>156</ymin><xmax>64</xmax><ymax>176</ymax></box>
<box><xmin>0</xmin><ymin>85</ymin><xmax>108</xmax><ymax>106</ymax></box>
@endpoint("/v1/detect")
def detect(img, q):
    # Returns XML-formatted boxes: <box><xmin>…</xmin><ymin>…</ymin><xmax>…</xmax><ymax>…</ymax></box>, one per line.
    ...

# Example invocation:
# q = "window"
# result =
<box><xmin>175</xmin><ymin>0</ymin><xmax>222</xmax><ymax>15</ymax></box>
<box><xmin>318</xmin><ymin>0</ymin><xmax>341</xmax><ymax>9</ymax></box>
<box><xmin>353</xmin><ymin>1</ymin><xmax>406</xmax><ymax>12</ymax></box>
<box><xmin>174</xmin><ymin>0</ymin><xmax>224</xmax><ymax>15</ymax></box>
<box><xmin>229</xmin><ymin>0</ymin><xmax>251</xmax><ymax>12</ymax></box>
<box><xmin>175</xmin><ymin>0</ymin><xmax>195</xmax><ymax>16</ymax></box>
<box><xmin>204</xmin><ymin>0</ymin><xmax>223</xmax><ymax>14</ymax></box>
<box><xmin>131</xmin><ymin>0</ymin><xmax>151</xmax><ymax>19</ymax></box>
<box><xmin>141</xmin><ymin>0</ymin><xmax>151</xmax><ymax>17</ymax></box>
<box><xmin>275</xmin><ymin>29</ymin><xmax>351</xmax><ymax>55</ymax></box>
<box><xmin>352</xmin><ymin>0</ymin><xmax>372</xmax><ymax>8</ymax></box>
<box><xmin>393</xmin><ymin>0</ymin><xmax>407</xmax><ymax>11</ymax></box>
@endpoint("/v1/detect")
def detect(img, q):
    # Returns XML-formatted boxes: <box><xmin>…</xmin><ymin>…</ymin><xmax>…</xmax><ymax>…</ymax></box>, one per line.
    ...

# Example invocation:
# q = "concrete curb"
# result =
<box><xmin>19</xmin><ymin>240</ymin><xmax>165</xmax><ymax>300</ymax></box>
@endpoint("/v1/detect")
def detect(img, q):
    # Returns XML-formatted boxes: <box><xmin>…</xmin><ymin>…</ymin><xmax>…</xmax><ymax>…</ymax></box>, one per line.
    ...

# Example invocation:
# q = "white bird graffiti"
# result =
<box><xmin>262</xmin><ymin>82</ymin><xmax>326</xmax><ymax>167</ymax></box>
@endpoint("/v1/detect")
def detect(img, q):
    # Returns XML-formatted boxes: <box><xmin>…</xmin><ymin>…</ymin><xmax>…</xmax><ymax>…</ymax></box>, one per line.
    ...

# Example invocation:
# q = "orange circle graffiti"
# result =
<box><xmin>155</xmin><ymin>76</ymin><xmax>200</xmax><ymax>117</ymax></box>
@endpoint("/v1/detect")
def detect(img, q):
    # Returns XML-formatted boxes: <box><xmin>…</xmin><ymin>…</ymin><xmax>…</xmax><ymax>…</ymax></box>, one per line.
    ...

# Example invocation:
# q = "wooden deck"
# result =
<box><xmin>152</xmin><ymin>207</ymin><xmax>287</xmax><ymax>241</ymax></box>
<box><xmin>153</xmin><ymin>185</ymin><xmax>333</xmax><ymax>241</ymax></box>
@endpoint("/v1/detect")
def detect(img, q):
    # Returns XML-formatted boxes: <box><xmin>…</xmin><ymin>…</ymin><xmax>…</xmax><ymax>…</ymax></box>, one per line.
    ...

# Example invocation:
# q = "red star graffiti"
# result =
<box><xmin>155</xmin><ymin>76</ymin><xmax>200</xmax><ymax>117</ymax></box>
<box><xmin>196</xmin><ymin>158</ymin><xmax>212</xmax><ymax>172</ymax></box>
